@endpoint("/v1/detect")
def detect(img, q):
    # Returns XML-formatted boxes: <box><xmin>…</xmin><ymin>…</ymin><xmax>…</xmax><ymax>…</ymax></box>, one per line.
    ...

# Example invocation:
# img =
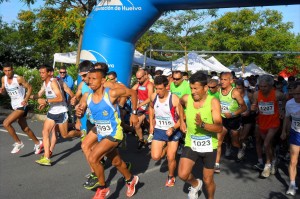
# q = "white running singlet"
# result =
<box><xmin>44</xmin><ymin>78</ymin><xmax>67</xmax><ymax>114</ymax></box>
<box><xmin>4</xmin><ymin>75</ymin><xmax>25</xmax><ymax>110</ymax></box>
<box><xmin>154</xmin><ymin>92</ymin><xmax>175</xmax><ymax>130</ymax></box>
<box><xmin>286</xmin><ymin>98</ymin><xmax>300</xmax><ymax>132</ymax></box>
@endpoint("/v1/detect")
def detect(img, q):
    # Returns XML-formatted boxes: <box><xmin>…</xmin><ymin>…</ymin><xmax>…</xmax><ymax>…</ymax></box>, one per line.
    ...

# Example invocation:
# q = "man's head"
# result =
<box><xmin>39</xmin><ymin>64</ymin><xmax>53</xmax><ymax>81</ymax></box>
<box><xmin>79</xmin><ymin>60</ymin><xmax>93</xmax><ymax>84</ymax></box>
<box><xmin>3</xmin><ymin>62</ymin><xmax>14</xmax><ymax>78</ymax></box>
<box><xmin>88</xmin><ymin>68</ymin><xmax>107</xmax><ymax>91</ymax></box>
<box><xmin>235</xmin><ymin>79</ymin><xmax>245</xmax><ymax>94</ymax></box>
<box><xmin>220</xmin><ymin>72</ymin><xmax>233</xmax><ymax>89</ymax></box>
<box><xmin>136</xmin><ymin>69</ymin><xmax>146</xmax><ymax>85</ymax></box>
<box><xmin>107</xmin><ymin>71</ymin><xmax>117</xmax><ymax>83</ymax></box>
<box><xmin>189</xmin><ymin>71</ymin><xmax>208</xmax><ymax>101</ymax></box>
<box><xmin>172</xmin><ymin>71</ymin><xmax>184</xmax><ymax>86</ymax></box>
<box><xmin>154</xmin><ymin>75</ymin><xmax>168</xmax><ymax>98</ymax></box>
<box><xmin>59</xmin><ymin>66</ymin><xmax>67</xmax><ymax>78</ymax></box>
<box><xmin>154</xmin><ymin>70</ymin><xmax>163</xmax><ymax>78</ymax></box>
<box><xmin>291</xmin><ymin>81</ymin><xmax>300</xmax><ymax>103</ymax></box>
<box><xmin>182</xmin><ymin>72</ymin><xmax>189</xmax><ymax>80</ymax></box>
<box><xmin>94</xmin><ymin>62</ymin><xmax>109</xmax><ymax>74</ymax></box>
<box><xmin>208</xmin><ymin>78</ymin><xmax>219</xmax><ymax>94</ymax></box>
<box><xmin>258</xmin><ymin>75</ymin><xmax>274</xmax><ymax>95</ymax></box>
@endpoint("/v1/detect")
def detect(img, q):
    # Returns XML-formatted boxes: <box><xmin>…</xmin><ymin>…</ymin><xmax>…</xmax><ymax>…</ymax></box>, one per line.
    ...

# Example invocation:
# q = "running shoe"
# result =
<box><xmin>214</xmin><ymin>164</ymin><xmax>220</xmax><ymax>174</ymax></box>
<box><xmin>165</xmin><ymin>176</ymin><xmax>176</xmax><ymax>187</ymax></box>
<box><xmin>237</xmin><ymin>143</ymin><xmax>246</xmax><ymax>160</ymax></box>
<box><xmin>253</xmin><ymin>163</ymin><xmax>264</xmax><ymax>171</ymax></box>
<box><xmin>11</xmin><ymin>142</ymin><xmax>24</xmax><ymax>154</ymax></box>
<box><xmin>261</xmin><ymin>165</ymin><xmax>271</xmax><ymax>178</ymax></box>
<box><xmin>147</xmin><ymin>134</ymin><xmax>154</xmax><ymax>143</ymax></box>
<box><xmin>126</xmin><ymin>175</ymin><xmax>139</xmax><ymax>197</ymax></box>
<box><xmin>93</xmin><ymin>187</ymin><xmax>110</xmax><ymax>199</ymax></box>
<box><xmin>35</xmin><ymin>156</ymin><xmax>51</xmax><ymax>166</ymax></box>
<box><xmin>270</xmin><ymin>163</ymin><xmax>277</xmax><ymax>175</ymax></box>
<box><xmin>137</xmin><ymin>139</ymin><xmax>146</xmax><ymax>150</ymax></box>
<box><xmin>34</xmin><ymin>140</ymin><xmax>44</xmax><ymax>154</ymax></box>
<box><xmin>286</xmin><ymin>184</ymin><xmax>298</xmax><ymax>196</ymax></box>
<box><xmin>83</xmin><ymin>173</ymin><xmax>99</xmax><ymax>190</ymax></box>
<box><xmin>188</xmin><ymin>179</ymin><xmax>203</xmax><ymax>199</ymax></box>
<box><xmin>225</xmin><ymin>144</ymin><xmax>231</xmax><ymax>157</ymax></box>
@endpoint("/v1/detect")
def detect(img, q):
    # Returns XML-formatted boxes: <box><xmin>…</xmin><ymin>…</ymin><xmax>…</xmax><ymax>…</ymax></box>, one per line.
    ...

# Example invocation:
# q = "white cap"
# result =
<box><xmin>211</xmin><ymin>76</ymin><xmax>220</xmax><ymax>83</ymax></box>
<box><xmin>244</xmin><ymin>80</ymin><xmax>250</xmax><ymax>88</ymax></box>
<box><xmin>162</xmin><ymin>69</ymin><xmax>172</xmax><ymax>76</ymax></box>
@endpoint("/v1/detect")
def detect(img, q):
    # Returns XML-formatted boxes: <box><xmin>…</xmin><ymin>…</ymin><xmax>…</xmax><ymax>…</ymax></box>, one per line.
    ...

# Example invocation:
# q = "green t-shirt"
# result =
<box><xmin>170</xmin><ymin>80</ymin><xmax>191</xmax><ymax>98</ymax></box>
<box><xmin>208</xmin><ymin>90</ymin><xmax>220</xmax><ymax>100</ymax></box>
<box><xmin>185</xmin><ymin>94</ymin><xmax>218</xmax><ymax>150</ymax></box>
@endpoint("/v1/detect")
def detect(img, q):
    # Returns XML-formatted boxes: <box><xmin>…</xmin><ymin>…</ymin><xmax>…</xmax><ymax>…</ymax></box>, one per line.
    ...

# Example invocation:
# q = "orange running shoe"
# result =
<box><xmin>93</xmin><ymin>187</ymin><xmax>110</xmax><ymax>199</ymax></box>
<box><xmin>126</xmin><ymin>175</ymin><xmax>139</xmax><ymax>197</ymax></box>
<box><xmin>165</xmin><ymin>176</ymin><xmax>176</xmax><ymax>187</ymax></box>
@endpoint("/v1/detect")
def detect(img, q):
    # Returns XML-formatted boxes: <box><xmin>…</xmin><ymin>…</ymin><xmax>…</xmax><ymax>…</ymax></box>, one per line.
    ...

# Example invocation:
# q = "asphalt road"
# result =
<box><xmin>0</xmin><ymin>119</ymin><xmax>298</xmax><ymax>199</ymax></box>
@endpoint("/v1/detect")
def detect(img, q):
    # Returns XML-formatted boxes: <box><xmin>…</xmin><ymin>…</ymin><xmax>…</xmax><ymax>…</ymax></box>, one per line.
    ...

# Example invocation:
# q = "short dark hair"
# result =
<box><xmin>60</xmin><ymin>66</ymin><xmax>67</xmax><ymax>70</ymax></box>
<box><xmin>3</xmin><ymin>62</ymin><xmax>13</xmax><ymax>69</ymax></box>
<box><xmin>235</xmin><ymin>79</ymin><xmax>244</xmax><ymax>88</ymax></box>
<box><xmin>79</xmin><ymin>60</ymin><xmax>94</xmax><ymax>72</ymax></box>
<box><xmin>189</xmin><ymin>71</ymin><xmax>207</xmax><ymax>86</ymax></box>
<box><xmin>155</xmin><ymin>70</ymin><xmax>163</xmax><ymax>76</ymax></box>
<box><xmin>107</xmin><ymin>71</ymin><xmax>117</xmax><ymax>78</ymax></box>
<box><xmin>39</xmin><ymin>64</ymin><xmax>53</xmax><ymax>72</ymax></box>
<box><xmin>154</xmin><ymin>75</ymin><xmax>168</xmax><ymax>87</ymax></box>
<box><xmin>89</xmin><ymin>68</ymin><xmax>107</xmax><ymax>77</ymax></box>
<box><xmin>94</xmin><ymin>62</ymin><xmax>109</xmax><ymax>74</ymax></box>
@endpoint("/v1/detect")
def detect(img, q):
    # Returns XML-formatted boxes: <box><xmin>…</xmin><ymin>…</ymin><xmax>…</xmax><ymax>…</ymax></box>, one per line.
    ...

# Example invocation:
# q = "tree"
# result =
<box><xmin>152</xmin><ymin>9</ymin><xmax>218</xmax><ymax>71</ymax></box>
<box><xmin>206</xmin><ymin>8</ymin><xmax>298</xmax><ymax>73</ymax></box>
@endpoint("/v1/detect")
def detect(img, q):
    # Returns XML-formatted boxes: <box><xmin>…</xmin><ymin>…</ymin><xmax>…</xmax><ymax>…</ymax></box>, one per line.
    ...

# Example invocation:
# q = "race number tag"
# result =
<box><xmin>220</xmin><ymin>102</ymin><xmax>230</xmax><ymax>113</ymax></box>
<box><xmin>7</xmin><ymin>89</ymin><xmax>19</xmax><ymax>97</ymax></box>
<box><xmin>292</xmin><ymin>116</ymin><xmax>300</xmax><ymax>132</ymax></box>
<box><xmin>155</xmin><ymin>116</ymin><xmax>173</xmax><ymax>130</ymax></box>
<box><xmin>258</xmin><ymin>102</ymin><xmax>274</xmax><ymax>115</ymax></box>
<box><xmin>191</xmin><ymin>135</ymin><xmax>213</xmax><ymax>152</ymax></box>
<box><xmin>95</xmin><ymin>121</ymin><xmax>113</xmax><ymax>136</ymax></box>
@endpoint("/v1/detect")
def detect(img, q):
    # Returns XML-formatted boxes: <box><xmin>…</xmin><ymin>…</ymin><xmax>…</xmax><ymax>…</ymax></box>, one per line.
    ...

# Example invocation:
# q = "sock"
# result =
<box><xmin>99</xmin><ymin>185</ymin><xmax>107</xmax><ymax>189</ymax></box>
<box><xmin>258</xmin><ymin>158</ymin><xmax>263</xmax><ymax>164</ymax></box>
<box><xmin>215</xmin><ymin>163</ymin><xmax>220</xmax><ymax>166</ymax></box>
<box><xmin>291</xmin><ymin>181</ymin><xmax>296</xmax><ymax>187</ymax></box>
<box><xmin>126</xmin><ymin>175</ymin><xmax>134</xmax><ymax>183</ymax></box>
<box><xmin>265</xmin><ymin>163</ymin><xmax>271</xmax><ymax>168</ymax></box>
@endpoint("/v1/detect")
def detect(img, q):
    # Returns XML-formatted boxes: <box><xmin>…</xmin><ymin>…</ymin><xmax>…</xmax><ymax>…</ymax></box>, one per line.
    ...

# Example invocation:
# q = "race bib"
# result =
<box><xmin>220</xmin><ymin>102</ymin><xmax>230</xmax><ymax>113</ymax></box>
<box><xmin>95</xmin><ymin>121</ymin><xmax>113</xmax><ymax>136</ymax></box>
<box><xmin>292</xmin><ymin>116</ymin><xmax>300</xmax><ymax>132</ymax></box>
<box><xmin>7</xmin><ymin>89</ymin><xmax>19</xmax><ymax>97</ymax></box>
<box><xmin>258</xmin><ymin>102</ymin><xmax>274</xmax><ymax>115</ymax></box>
<box><xmin>155</xmin><ymin>116</ymin><xmax>173</xmax><ymax>130</ymax></box>
<box><xmin>191</xmin><ymin>135</ymin><xmax>213</xmax><ymax>153</ymax></box>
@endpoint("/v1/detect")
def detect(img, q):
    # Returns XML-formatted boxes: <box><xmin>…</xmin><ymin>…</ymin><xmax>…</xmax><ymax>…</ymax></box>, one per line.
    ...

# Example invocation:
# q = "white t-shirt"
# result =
<box><xmin>285</xmin><ymin>98</ymin><xmax>300</xmax><ymax>132</ymax></box>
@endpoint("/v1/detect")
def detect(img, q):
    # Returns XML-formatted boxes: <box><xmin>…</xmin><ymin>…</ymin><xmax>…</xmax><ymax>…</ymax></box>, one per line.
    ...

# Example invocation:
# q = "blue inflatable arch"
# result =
<box><xmin>80</xmin><ymin>0</ymin><xmax>299</xmax><ymax>86</ymax></box>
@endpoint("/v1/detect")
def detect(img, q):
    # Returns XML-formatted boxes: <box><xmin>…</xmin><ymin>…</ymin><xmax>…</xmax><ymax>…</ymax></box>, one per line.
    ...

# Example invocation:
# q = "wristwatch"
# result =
<box><xmin>200</xmin><ymin>122</ymin><xmax>206</xmax><ymax>129</ymax></box>
<box><xmin>132</xmin><ymin>110</ymin><xmax>137</xmax><ymax>115</ymax></box>
<box><xmin>45</xmin><ymin>99</ymin><xmax>49</xmax><ymax>104</ymax></box>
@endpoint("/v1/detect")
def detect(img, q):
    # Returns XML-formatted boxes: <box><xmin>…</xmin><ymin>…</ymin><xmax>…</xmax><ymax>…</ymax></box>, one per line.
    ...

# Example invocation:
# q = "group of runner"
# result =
<box><xmin>1</xmin><ymin>61</ymin><xmax>299</xmax><ymax>199</ymax></box>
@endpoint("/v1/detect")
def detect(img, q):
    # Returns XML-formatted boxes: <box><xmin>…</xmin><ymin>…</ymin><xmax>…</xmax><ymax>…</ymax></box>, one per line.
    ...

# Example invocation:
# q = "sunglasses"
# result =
<box><xmin>59</xmin><ymin>71</ymin><xmax>66</xmax><ymax>74</ymax></box>
<box><xmin>173</xmin><ymin>77</ymin><xmax>182</xmax><ymax>81</ymax></box>
<box><xmin>80</xmin><ymin>73</ymin><xmax>88</xmax><ymax>78</ymax></box>
<box><xmin>136</xmin><ymin>76</ymin><xmax>144</xmax><ymax>80</ymax></box>
<box><xmin>208</xmin><ymin>85</ymin><xmax>218</xmax><ymax>89</ymax></box>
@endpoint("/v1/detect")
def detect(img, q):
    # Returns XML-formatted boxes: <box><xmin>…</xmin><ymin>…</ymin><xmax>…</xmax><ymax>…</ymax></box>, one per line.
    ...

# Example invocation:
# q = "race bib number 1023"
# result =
<box><xmin>191</xmin><ymin>135</ymin><xmax>213</xmax><ymax>153</ymax></box>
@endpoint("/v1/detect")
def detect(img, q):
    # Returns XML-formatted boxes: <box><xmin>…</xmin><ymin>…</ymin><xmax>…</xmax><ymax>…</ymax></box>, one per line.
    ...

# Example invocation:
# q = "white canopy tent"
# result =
<box><xmin>172</xmin><ymin>52</ymin><xmax>231</xmax><ymax>73</ymax></box>
<box><xmin>53</xmin><ymin>50</ymin><xmax>172</xmax><ymax>68</ymax></box>
<box><xmin>206</xmin><ymin>56</ymin><xmax>231</xmax><ymax>73</ymax></box>
<box><xmin>228</xmin><ymin>63</ymin><xmax>270</xmax><ymax>77</ymax></box>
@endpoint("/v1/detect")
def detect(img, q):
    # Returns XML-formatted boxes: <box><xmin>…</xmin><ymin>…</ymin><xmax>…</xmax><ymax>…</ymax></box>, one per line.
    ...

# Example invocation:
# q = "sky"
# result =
<box><xmin>0</xmin><ymin>1</ymin><xmax>299</xmax><ymax>34</ymax></box>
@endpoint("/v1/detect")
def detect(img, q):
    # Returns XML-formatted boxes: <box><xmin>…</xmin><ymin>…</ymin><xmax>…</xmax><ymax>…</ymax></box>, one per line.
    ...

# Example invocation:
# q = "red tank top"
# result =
<box><xmin>137</xmin><ymin>80</ymin><xmax>151</xmax><ymax>113</ymax></box>
<box><xmin>257</xmin><ymin>89</ymin><xmax>280</xmax><ymax>129</ymax></box>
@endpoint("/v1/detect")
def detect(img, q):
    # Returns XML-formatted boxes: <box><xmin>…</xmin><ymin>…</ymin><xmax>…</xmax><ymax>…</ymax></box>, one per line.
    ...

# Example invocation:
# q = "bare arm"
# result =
<box><xmin>63</xmin><ymin>82</ymin><xmax>75</xmax><ymax>98</ymax></box>
<box><xmin>179</xmin><ymin>94</ymin><xmax>188</xmax><ymax>133</ymax></box>
<box><xmin>232</xmin><ymin>88</ymin><xmax>247</xmax><ymax>116</ymax></box>
<box><xmin>148</xmin><ymin>93</ymin><xmax>156</xmax><ymax>134</ymax></box>
<box><xmin>0</xmin><ymin>76</ymin><xmax>6</xmax><ymax>95</ymax></box>
<box><xmin>251</xmin><ymin>91</ymin><xmax>258</xmax><ymax>111</ymax></box>
<box><xmin>17</xmin><ymin>76</ymin><xmax>32</xmax><ymax>105</ymax></box>
<box><xmin>71</xmin><ymin>81</ymin><xmax>83</xmax><ymax>106</ymax></box>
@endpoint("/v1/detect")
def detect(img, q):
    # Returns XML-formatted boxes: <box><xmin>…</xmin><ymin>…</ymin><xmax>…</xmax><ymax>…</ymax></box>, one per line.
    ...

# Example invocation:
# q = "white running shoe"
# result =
<box><xmin>34</xmin><ymin>140</ymin><xmax>44</xmax><ymax>154</ymax></box>
<box><xmin>147</xmin><ymin>134</ymin><xmax>154</xmax><ymax>143</ymax></box>
<box><xmin>188</xmin><ymin>179</ymin><xmax>203</xmax><ymax>199</ymax></box>
<box><xmin>261</xmin><ymin>165</ymin><xmax>271</xmax><ymax>178</ymax></box>
<box><xmin>286</xmin><ymin>184</ymin><xmax>297</xmax><ymax>196</ymax></box>
<box><xmin>270</xmin><ymin>163</ymin><xmax>277</xmax><ymax>175</ymax></box>
<box><xmin>11</xmin><ymin>142</ymin><xmax>24</xmax><ymax>154</ymax></box>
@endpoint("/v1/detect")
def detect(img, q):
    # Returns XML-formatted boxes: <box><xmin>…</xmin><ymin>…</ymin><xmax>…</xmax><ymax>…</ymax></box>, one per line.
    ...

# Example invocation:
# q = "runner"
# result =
<box><xmin>132</xmin><ymin>69</ymin><xmax>154</xmax><ymax>149</ymax></box>
<box><xmin>31</xmin><ymin>65</ymin><xmax>79</xmax><ymax>166</ymax></box>
<box><xmin>178</xmin><ymin>71</ymin><xmax>223</xmax><ymax>199</ymax></box>
<box><xmin>76</xmin><ymin>68</ymin><xmax>139</xmax><ymax>198</ymax></box>
<box><xmin>149</xmin><ymin>75</ymin><xmax>182</xmax><ymax>187</ymax></box>
<box><xmin>281</xmin><ymin>81</ymin><xmax>300</xmax><ymax>196</ymax></box>
<box><xmin>215</xmin><ymin>72</ymin><xmax>247</xmax><ymax>173</ymax></box>
<box><xmin>0</xmin><ymin>63</ymin><xmax>43</xmax><ymax>154</ymax></box>
<box><xmin>251</xmin><ymin>75</ymin><xmax>285</xmax><ymax>177</ymax></box>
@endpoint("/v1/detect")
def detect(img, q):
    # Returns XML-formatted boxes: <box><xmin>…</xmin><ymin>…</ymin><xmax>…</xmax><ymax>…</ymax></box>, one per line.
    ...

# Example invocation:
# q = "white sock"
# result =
<box><xmin>291</xmin><ymin>181</ymin><xmax>296</xmax><ymax>187</ymax></box>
